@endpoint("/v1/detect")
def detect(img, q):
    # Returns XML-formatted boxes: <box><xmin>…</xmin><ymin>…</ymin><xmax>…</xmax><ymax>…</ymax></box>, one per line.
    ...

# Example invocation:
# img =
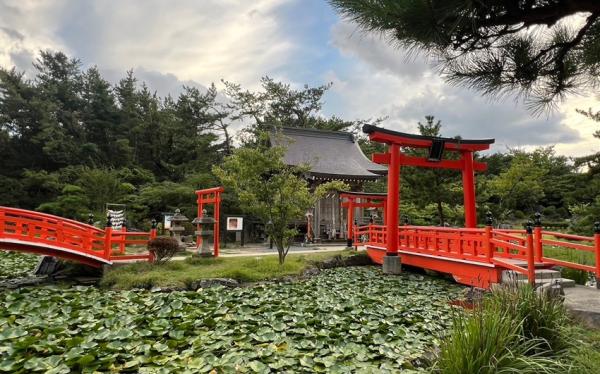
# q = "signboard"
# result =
<box><xmin>226</xmin><ymin>217</ymin><xmax>243</xmax><ymax>231</ymax></box>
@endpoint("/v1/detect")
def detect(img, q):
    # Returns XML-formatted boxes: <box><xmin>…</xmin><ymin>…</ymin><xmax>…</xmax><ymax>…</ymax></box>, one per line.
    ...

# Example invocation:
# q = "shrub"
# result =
<box><xmin>147</xmin><ymin>237</ymin><xmax>179</xmax><ymax>264</ymax></box>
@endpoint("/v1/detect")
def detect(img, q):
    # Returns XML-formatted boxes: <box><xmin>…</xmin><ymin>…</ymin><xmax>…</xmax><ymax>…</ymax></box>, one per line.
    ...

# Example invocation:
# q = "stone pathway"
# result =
<box><xmin>564</xmin><ymin>285</ymin><xmax>600</xmax><ymax>328</ymax></box>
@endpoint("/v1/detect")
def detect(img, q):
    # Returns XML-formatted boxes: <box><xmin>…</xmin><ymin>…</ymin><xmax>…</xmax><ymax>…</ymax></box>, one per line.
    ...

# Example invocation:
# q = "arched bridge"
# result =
<box><xmin>0</xmin><ymin>207</ymin><xmax>154</xmax><ymax>267</ymax></box>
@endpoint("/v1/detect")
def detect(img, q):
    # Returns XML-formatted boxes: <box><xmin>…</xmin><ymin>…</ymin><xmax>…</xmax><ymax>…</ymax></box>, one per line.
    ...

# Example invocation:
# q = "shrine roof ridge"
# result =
<box><xmin>275</xmin><ymin>126</ymin><xmax>357</xmax><ymax>142</ymax></box>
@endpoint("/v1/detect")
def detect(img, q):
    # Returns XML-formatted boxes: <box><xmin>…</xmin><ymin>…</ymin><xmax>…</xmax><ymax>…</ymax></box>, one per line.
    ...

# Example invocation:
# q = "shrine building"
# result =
<box><xmin>270</xmin><ymin>127</ymin><xmax>387</xmax><ymax>242</ymax></box>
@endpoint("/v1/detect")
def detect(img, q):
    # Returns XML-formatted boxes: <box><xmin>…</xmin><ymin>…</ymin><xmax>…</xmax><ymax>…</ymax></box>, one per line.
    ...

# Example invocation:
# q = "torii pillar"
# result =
<box><xmin>383</xmin><ymin>143</ymin><xmax>402</xmax><ymax>274</ymax></box>
<box><xmin>461</xmin><ymin>151</ymin><xmax>477</xmax><ymax>228</ymax></box>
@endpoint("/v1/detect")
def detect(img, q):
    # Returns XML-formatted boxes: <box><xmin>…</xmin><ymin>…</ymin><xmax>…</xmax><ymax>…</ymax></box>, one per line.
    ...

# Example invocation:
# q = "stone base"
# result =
<box><xmin>346</xmin><ymin>239</ymin><xmax>353</xmax><ymax>248</ymax></box>
<box><xmin>382</xmin><ymin>255</ymin><xmax>402</xmax><ymax>275</ymax></box>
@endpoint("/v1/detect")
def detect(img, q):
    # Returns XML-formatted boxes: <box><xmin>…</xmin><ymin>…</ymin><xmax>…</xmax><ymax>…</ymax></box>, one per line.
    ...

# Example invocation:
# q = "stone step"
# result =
<box><xmin>502</xmin><ymin>269</ymin><xmax>561</xmax><ymax>282</ymax></box>
<box><xmin>498</xmin><ymin>258</ymin><xmax>547</xmax><ymax>268</ymax></box>
<box><xmin>518</xmin><ymin>277</ymin><xmax>576</xmax><ymax>288</ymax></box>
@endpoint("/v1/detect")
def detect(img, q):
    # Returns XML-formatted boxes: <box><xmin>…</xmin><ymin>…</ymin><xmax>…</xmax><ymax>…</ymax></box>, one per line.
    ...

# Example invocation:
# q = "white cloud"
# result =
<box><xmin>327</xmin><ymin>19</ymin><xmax>598</xmax><ymax>156</ymax></box>
<box><xmin>330</xmin><ymin>21</ymin><xmax>429</xmax><ymax>81</ymax></box>
<box><xmin>1</xmin><ymin>1</ymin><xmax>598</xmax><ymax>157</ymax></box>
<box><xmin>0</xmin><ymin>0</ymin><xmax>294</xmax><ymax>89</ymax></box>
<box><xmin>0</xmin><ymin>1</ymin><xmax>69</xmax><ymax>74</ymax></box>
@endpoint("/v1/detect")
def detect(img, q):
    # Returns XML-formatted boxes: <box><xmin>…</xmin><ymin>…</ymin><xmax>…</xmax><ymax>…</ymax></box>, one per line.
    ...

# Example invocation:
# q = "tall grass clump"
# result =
<box><xmin>436</xmin><ymin>284</ymin><xmax>572</xmax><ymax>374</ymax></box>
<box><xmin>486</xmin><ymin>283</ymin><xmax>571</xmax><ymax>353</ymax></box>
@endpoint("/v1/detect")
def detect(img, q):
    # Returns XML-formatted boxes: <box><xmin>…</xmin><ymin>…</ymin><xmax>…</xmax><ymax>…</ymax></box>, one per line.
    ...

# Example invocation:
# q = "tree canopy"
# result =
<box><xmin>1</xmin><ymin>50</ymin><xmax>599</xmax><ymax>238</ymax></box>
<box><xmin>329</xmin><ymin>0</ymin><xmax>600</xmax><ymax>111</ymax></box>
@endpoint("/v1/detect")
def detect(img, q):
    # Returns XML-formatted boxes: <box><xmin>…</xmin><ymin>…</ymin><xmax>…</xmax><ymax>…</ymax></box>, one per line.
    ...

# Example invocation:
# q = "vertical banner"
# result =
<box><xmin>106</xmin><ymin>203</ymin><xmax>127</xmax><ymax>230</ymax></box>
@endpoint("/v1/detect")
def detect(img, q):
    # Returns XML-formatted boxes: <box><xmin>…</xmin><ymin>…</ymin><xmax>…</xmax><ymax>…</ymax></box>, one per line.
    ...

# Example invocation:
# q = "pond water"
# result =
<box><xmin>0</xmin><ymin>254</ymin><xmax>462</xmax><ymax>373</ymax></box>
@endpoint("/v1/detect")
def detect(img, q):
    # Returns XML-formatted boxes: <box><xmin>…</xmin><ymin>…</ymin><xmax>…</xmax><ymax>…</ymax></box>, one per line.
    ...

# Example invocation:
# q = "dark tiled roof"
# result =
<box><xmin>270</xmin><ymin>127</ymin><xmax>387</xmax><ymax>180</ymax></box>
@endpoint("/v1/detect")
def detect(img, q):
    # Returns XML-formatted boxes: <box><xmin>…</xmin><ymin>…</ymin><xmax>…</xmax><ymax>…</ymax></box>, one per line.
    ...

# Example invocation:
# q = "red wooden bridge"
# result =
<box><xmin>354</xmin><ymin>222</ymin><xmax>600</xmax><ymax>288</ymax></box>
<box><xmin>350</xmin><ymin>125</ymin><xmax>600</xmax><ymax>288</ymax></box>
<box><xmin>0</xmin><ymin>207</ymin><xmax>156</xmax><ymax>267</ymax></box>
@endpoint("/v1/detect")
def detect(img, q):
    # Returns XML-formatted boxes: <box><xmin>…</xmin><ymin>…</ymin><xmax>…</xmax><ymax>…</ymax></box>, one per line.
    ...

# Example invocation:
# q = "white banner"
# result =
<box><xmin>108</xmin><ymin>209</ymin><xmax>125</xmax><ymax>230</ymax></box>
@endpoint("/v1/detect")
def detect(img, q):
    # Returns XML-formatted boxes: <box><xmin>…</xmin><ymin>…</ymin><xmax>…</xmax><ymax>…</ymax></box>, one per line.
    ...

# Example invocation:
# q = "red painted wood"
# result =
<box><xmin>462</xmin><ymin>151</ymin><xmax>477</xmax><ymax>228</ymax></box>
<box><xmin>385</xmin><ymin>144</ymin><xmax>400</xmax><ymax>255</ymax></box>
<box><xmin>360</xmin><ymin>223</ymin><xmax>600</xmax><ymax>289</ymax></box>
<box><xmin>526</xmin><ymin>232</ymin><xmax>535</xmax><ymax>285</ymax></box>
<box><xmin>347</xmin><ymin>199</ymin><xmax>353</xmax><ymax>243</ymax></box>
<box><xmin>0</xmin><ymin>206</ymin><xmax>155</xmax><ymax>267</ymax></box>
<box><xmin>366</xmin><ymin>131</ymin><xmax>492</xmax><ymax>152</ymax></box>
<box><xmin>400</xmin><ymin>154</ymin><xmax>487</xmax><ymax>171</ymax></box>
<box><xmin>195</xmin><ymin>187</ymin><xmax>224</xmax><ymax>257</ymax></box>
<box><xmin>367</xmin><ymin>247</ymin><xmax>501</xmax><ymax>288</ymax></box>
<box><xmin>596</xmin><ymin>233</ymin><xmax>600</xmax><ymax>280</ymax></box>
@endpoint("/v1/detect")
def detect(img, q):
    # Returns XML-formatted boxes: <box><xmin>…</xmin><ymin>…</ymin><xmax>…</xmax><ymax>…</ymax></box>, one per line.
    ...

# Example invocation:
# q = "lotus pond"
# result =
<box><xmin>0</xmin><ymin>266</ymin><xmax>462</xmax><ymax>373</ymax></box>
<box><xmin>0</xmin><ymin>252</ymin><xmax>38</xmax><ymax>280</ymax></box>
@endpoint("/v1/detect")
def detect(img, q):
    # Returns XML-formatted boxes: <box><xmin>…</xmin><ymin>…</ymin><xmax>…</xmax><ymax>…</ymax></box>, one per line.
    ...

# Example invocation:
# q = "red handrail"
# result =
<box><xmin>0</xmin><ymin>206</ymin><xmax>154</xmax><ymax>265</ymax></box>
<box><xmin>354</xmin><ymin>223</ymin><xmax>600</xmax><ymax>284</ymax></box>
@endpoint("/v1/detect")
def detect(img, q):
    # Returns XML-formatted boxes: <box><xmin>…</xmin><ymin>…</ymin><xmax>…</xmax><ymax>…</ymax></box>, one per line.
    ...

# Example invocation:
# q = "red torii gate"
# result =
<box><xmin>195</xmin><ymin>187</ymin><xmax>224</xmax><ymax>257</ymax></box>
<box><xmin>363</xmin><ymin>125</ymin><xmax>494</xmax><ymax>258</ymax></box>
<box><xmin>340</xmin><ymin>191</ymin><xmax>387</xmax><ymax>247</ymax></box>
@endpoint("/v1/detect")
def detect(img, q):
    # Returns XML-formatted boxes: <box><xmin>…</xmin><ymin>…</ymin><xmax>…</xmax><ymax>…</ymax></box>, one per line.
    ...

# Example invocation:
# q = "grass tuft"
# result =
<box><xmin>486</xmin><ymin>283</ymin><xmax>572</xmax><ymax>353</ymax></box>
<box><xmin>436</xmin><ymin>284</ymin><xmax>573</xmax><ymax>374</ymax></box>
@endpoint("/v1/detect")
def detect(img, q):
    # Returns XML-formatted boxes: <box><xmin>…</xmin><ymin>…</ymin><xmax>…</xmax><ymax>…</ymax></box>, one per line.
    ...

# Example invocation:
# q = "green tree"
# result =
<box><xmin>329</xmin><ymin>1</ymin><xmax>600</xmax><ymax>111</ymax></box>
<box><xmin>80</xmin><ymin>67</ymin><xmax>121</xmax><ymax>166</ymax></box>
<box><xmin>76</xmin><ymin>168</ymin><xmax>130</xmax><ymax>212</ymax></box>
<box><xmin>223</xmin><ymin>77</ymin><xmax>356</xmax><ymax>144</ymax></box>
<box><xmin>37</xmin><ymin>185</ymin><xmax>89</xmax><ymax>220</ymax></box>
<box><xmin>33</xmin><ymin>51</ymin><xmax>85</xmax><ymax>166</ymax></box>
<box><xmin>213</xmin><ymin>145</ymin><xmax>315</xmax><ymax>264</ymax></box>
<box><xmin>402</xmin><ymin>116</ymin><xmax>462</xmax><ymax>225</ymax></box>
<box><xmin>487</xmin><ymin>149</ymin><xmax>552</xmax><ymax>222</ymax></box>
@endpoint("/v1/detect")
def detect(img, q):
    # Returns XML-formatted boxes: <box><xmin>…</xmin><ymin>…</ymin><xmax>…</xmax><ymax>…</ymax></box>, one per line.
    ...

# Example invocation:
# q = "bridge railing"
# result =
<box><xmin>398</xmin><ymin>226</ymin><xmax>488</xmax><ymax>263</ymax></box>
<box><xmin>108</xmin><ymin>229</ymin><xmax>156</xmax><ymax>261</ymax></box>
<box><xmin>355</xmin><ymin>222</ymin><xmax>600</xmax><ymax>284</ymax></box>
<box><xmin>0</xmin><ymin>207</ymin><xmax>107</xmax><ymax>259</ymax></box>
<box><xmin>0</xmin><ymin>206</ymin><xmax>156</xmax><ymax>263</ymax></box>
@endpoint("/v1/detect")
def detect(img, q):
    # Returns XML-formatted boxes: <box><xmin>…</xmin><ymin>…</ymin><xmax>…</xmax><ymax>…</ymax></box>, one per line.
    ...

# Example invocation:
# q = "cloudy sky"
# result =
<box><xmin>1</xmin><ymin>0</ymin><xmax>598</xmax><ymax>156</ymax></box>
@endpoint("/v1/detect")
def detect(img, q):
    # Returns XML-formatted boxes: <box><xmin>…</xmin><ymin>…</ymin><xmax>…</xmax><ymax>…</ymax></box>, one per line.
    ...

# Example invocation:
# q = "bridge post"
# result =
<box><xmin>150</xmin><ymin>219</ymin><xmax>158</xmax><ymax>239</ymax></box>
<box><xmin>526</xmin><ymin>221</ymin><xmax>535</xmax><ymax>286</ymax></box>
<box><xmin>484</xmin><ymin>212</ymin><xmax>493</xmax><ymax>262</ymax></box>
<box><xmin>347</xmin><ymin>199</ymin><xmax>354</xmax><ymax>248</ymax></box>
<box><xmin>533</xmin><ymin>212</ymin><xmax>543</xmax><ymax>263</ymax></box>
<box><xmin>119</xmin><ymin>219</ymin><xmax>127</xmax><ymax>254</ymax></box>
<box><xmin>103</xmin><ymin>215</ymin><xmax>113</xmax><ymax>260</ymax></box>
<box><xmin>56</xmin><ymin>221</ymin><xmax>64</xmax><ymax>243</ymax></box>
<box><xmin>594</xmin><ymin>221</ymin><xmax>600</xmax><ymax>289</ymax></box>
<box><xmin>148</xmin><ymin>219</ymin><xmax>158</xmax><ymax>263</ymax></box>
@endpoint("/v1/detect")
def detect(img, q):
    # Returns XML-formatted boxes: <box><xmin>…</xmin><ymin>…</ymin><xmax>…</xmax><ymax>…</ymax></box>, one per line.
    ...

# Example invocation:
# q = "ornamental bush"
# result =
<box><xmin>148</xmin><ymin>237</ymin><xmax>179</xmax><ymax>265</ymax></box>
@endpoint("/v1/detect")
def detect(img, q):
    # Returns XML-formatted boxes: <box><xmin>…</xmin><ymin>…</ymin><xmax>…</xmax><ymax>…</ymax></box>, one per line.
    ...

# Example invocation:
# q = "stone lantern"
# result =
<box><xmin>170</xmin><ymin>208</ymin><xmax>189</xmax><ymax>249</ymax></box>
<box><xmin>192</xmin><ymin>209</ymin><xmax>215</xmax><ymax>257</ymax></box>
